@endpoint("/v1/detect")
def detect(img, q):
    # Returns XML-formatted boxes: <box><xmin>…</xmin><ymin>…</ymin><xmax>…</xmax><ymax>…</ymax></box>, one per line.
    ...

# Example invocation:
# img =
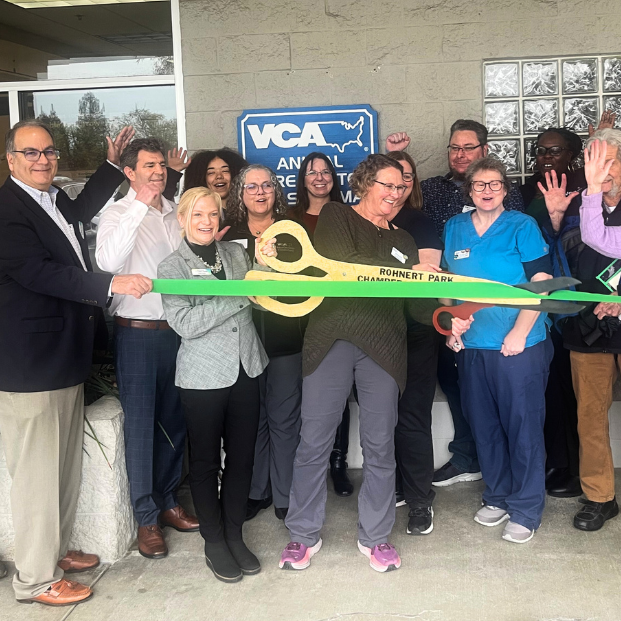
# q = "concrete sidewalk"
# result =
<box><xmin>2</xmin><ymin>470</ymin><xmax>620</xmax><ymax>621</ymax></box>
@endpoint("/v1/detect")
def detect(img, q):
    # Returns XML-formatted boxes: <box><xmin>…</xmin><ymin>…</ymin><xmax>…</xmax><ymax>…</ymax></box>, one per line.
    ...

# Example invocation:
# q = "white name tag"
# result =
<box><xmin>391</xmin><ymin>247</ymin><xmax>408</xmax><ymax>264</ymax></box>
<box><xmin>231</xmin><ymin>238</ymin><xmax>248</xmax><ymax>249</ymax></box>
<box><xmin>462</xmin><ymin>205</ymin><xmax>475</xmax><ymax>213</ymax></box>
<box><xmin>192</xmin><ymin>268</ymin><xmax>212</xmax><ymax>276</ymax></box>
<box><xmin>454</xmin><ymin>249</ymin><xmax>470</xmax><ymax>260</ymax></box>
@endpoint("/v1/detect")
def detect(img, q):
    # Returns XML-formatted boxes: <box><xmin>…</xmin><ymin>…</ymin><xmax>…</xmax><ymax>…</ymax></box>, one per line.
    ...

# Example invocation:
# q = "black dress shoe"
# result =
<box><xmin>274</xmin><ymin>507</ymin><xmax>288</xmax><ymax>520</ymax></box>
<box><xmin>225</xmin><ymin>539</ymin><xmax>261</xmax><ymax>575</ymax></box>
<box><xmin>574</xmin><ymin>497</ymin><xmax>619</xmax><ymax>531</ymax></box>
<box><xmin>330</xmin><ymin>451</ymin><xmax>353</xmax><ymax>497</ymax></box>
<box><xmin>245</xmin><ymin>497</ymin><xmax>272</xmax><ymax>522</ymax></box>
<box><xmin>204</xmin><ymin>541</ymin><xmax>242</xmax><ymax>583</ymax></box>
<box><xmin>547</xmin><ymin>474</ymin><xmax>582</xmax><ymax>498</ymax></box>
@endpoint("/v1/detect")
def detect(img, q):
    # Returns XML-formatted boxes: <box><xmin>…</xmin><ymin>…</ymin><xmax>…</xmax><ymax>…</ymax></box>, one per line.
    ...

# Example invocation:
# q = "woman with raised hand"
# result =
<box><xmin>158</xmin><ymin>186</ymin><xmax>275</xmax><ymax>583</ymax></box>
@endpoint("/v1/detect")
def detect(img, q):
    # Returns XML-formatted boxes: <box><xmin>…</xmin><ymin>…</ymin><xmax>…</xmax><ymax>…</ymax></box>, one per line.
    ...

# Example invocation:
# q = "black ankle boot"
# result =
<box><xmin>330</xmin><ymin>451</ymin><xmax>353</xmax><ymax>497</ymax></box>
<box><xmin>204</xmin><ymin>541</ymin><xmax>242</xmax><ymax>583</ymax></box>
<box><xmin>226</xmin><ymin>539</ymin><xmax>261</xmax><ymax>575</ymax></box>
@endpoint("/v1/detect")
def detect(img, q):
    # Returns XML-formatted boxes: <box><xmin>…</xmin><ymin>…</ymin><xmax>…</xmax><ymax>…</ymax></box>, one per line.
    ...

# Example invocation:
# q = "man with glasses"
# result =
<box><xmin>0</xmin><ymin>119</ymin><xmax>151</xmax><ymax>606</ymax></box>
<box><xmin>387</xmin><ymin>119</ymin><xmax>524</xmax><ymax>488</ymax></box>
<box><xmin>96</xmin><ymin>138</ymin><xmax>199</xmax><ymax>561</ymax></box>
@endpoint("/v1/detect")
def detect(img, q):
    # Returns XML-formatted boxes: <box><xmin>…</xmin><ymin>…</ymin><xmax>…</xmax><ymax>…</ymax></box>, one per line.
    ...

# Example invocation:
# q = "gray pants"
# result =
<box><xmin>0</xmin><ymin>385</ymin><xmax>83</xmax><ymax>599</ymax></box>
<box><xmin>285</xmin><ymin>340</ymin><xmax>399</xmax><ymax>548</ymax></box>
<box><xmin>249</xmin><ymin>353</ymin><xmax>302</xmax><ymax>508</ymax></box>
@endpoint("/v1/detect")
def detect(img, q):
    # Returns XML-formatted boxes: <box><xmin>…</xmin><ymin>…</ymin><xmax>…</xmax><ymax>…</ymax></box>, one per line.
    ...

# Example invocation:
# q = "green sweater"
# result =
<box><xmin>302</xmin><ymin>202</ymin><xmax>440</xmax><ymax>393</ymax></box>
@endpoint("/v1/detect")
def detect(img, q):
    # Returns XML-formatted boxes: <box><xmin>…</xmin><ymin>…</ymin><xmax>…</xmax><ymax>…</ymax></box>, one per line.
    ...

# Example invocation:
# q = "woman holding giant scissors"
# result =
<box><xmin>280</xmin><ymin>154</ymin><xmax>466</xmax><ymax>573</ymax></box>
<box><xmin>443</xmin><ymin>157</ymin><xmax>554</xmax><ymax>544</ymax></box>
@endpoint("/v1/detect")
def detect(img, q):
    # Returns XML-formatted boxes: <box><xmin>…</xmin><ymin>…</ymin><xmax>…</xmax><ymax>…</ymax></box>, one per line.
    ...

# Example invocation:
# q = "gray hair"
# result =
<box><xmin>5</xmin><ymin>119</ymin><xmax>55</xmax><ymax>155</ymax></box>
<box><xmin>225</xmin><ymin>164</ymin><xmax>288</xmax><ymax>226</ymax></box>
<box><xmin>463</xmin><ymin>156</ymin><xmax>510</xmax><ymax>198</ymax></box>
<box><xmin>585</xmin><ymin>128</ymin><xmax>621</xmax><ymax>161</ymax></box>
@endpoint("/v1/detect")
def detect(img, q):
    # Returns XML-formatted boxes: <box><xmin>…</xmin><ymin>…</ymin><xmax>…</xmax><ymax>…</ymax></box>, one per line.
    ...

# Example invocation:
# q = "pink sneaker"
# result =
<box><xmin>357</xmin><ymin>541</ymin><xmax>401</xmax><ymax>573</ymax></box>
<box><xmin>279</xmin><ymin>540</ymin><xmax>322</xmax><ymax>570</ymax></box>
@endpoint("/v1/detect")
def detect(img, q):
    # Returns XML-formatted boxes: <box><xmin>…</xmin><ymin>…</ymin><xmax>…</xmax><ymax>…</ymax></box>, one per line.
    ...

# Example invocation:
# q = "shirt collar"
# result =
<box><xmin>11</xmin><ymin>176</ymin><xmax>59</xmax><ymax>203</ymax></box>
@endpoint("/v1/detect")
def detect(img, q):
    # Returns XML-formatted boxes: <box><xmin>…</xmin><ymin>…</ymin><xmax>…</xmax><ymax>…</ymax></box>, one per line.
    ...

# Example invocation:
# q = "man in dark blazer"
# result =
<box><xmin>0</xmin><ymin>119</ymin><xmax>151</xmax><ymax>606</ymax></box>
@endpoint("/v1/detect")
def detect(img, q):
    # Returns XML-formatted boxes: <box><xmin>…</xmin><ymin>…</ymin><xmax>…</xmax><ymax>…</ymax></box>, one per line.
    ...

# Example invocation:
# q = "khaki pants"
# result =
<box><xmin>570</xmin><ymin>351</ymin><xmax>617</xmax><ymax>503</ymax></box>
<box><xmin>0</xmin><ymin>385</ymin><xmax>83</xmax><ymax>599</ymax></box>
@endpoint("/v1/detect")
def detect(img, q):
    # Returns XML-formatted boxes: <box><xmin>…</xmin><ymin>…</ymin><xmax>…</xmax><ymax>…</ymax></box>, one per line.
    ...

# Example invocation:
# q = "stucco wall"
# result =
<box><xmin>179</xmin><ymin>0</ymin><xmax>621</xmax><ymax>178</ymax></box>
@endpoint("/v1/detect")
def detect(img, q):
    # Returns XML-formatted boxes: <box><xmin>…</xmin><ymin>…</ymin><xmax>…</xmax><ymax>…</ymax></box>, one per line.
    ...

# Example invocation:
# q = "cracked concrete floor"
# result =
<box><xmin>1</xmin><ymin>470</ymin><xmax>620</xmax><ymax>621</ymax></box>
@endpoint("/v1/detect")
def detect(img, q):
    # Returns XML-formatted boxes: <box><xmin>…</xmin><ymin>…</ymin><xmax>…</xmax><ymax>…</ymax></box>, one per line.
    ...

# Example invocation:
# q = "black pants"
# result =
<box><xmin>179</xmin><ymin>365</ymin><xmax>261</xmax><ymax>544</ymax></box>
<box><xmin>395</xmin><ymin>323</ymin><xmax>439</xmax><ymax>508</ymax></box>
<box><xmin>543</xmin><ymin>327</ymin><xmax>580</xmax><ymax>476</ymax></box>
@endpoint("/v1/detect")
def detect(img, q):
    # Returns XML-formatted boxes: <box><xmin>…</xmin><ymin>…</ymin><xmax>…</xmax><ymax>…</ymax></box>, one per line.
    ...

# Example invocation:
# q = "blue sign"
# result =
<box><xmin>237</xmin><ymin>105</ymin><xmax>378</xmax><ymax>205</ymax></box>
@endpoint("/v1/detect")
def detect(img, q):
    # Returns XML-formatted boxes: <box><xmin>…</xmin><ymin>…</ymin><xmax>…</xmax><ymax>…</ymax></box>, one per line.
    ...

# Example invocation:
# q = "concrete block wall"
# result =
<box><xmin>179</xmin><ymin>0</ymin><xmax>621</xmax><ymax>179</ymax></box>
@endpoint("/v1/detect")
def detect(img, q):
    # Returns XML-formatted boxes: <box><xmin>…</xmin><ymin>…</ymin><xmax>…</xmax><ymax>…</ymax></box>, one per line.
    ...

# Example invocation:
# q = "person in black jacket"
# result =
<box><xmin>223</xmin><ymin>164</ymin><xmax>304</xmax><ymax>521</ymax></box>
<box><xmin>0</xmin><ymin>120</ymin><xmax>151</xmax><ymax>606</ymax></box>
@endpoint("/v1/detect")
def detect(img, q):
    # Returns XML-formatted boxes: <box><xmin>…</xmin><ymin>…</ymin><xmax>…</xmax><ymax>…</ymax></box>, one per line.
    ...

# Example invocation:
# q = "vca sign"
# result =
<box><xmin>237</xmin><ymin>105</ymin><xmax>378</xmax><ymax>205</ymax></box>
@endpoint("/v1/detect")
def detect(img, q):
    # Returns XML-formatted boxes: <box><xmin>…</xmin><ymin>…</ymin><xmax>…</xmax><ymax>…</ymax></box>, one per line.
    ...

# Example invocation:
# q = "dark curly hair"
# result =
<box><xmin>225</xmin><ymin>164</ymin><xmax>289</xmax><ymax>226</ymax></box>
<box><xmin>349</xmin><ymin>154</ymin><xmax>403</xmax><ymax>199</ymax></box>
<box><xmin>183</xmin><ymin>148</ymin><xmax>248</xmax><ymax>192</ymax></box>
<box><xmin>290</xmin><ymin>152</ymin><xmax>342</xmax><ymax>222</ymax></box>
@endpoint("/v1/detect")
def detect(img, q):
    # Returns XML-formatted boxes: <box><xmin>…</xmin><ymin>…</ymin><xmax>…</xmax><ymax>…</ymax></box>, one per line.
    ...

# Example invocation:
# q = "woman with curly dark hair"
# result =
<box><xmin>222</xmin><ymin>164</ymin><xmax>304</xmax><ymax>525</ymax></box>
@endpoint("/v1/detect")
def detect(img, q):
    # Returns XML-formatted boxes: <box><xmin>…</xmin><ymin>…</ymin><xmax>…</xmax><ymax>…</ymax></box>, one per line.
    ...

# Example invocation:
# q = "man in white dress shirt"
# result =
<box><xmin>96</xmin><ymin>138</ymin><xmax>198</xmax><ymax>560</ymax></box>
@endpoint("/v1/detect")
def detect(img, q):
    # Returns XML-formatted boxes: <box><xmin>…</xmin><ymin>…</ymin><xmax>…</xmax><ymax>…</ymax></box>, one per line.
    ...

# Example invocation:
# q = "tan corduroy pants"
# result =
<box><xmin>0</xmin><ymin>384</ymin><xmax>84</xmax><ymax>599</ymax></box>
<box><xmin>570</xmin><ymin>351</ymin><xmax>617</xmax><ymax>503</ymax></box>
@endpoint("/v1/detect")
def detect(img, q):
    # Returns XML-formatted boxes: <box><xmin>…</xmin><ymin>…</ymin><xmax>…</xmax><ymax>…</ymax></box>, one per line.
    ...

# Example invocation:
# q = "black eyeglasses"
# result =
<box><xmin>374</xmin><ymin>180</ymin><xmax>407</xmax><ymax>195</ymax></box>
<box><xmin>10</xmin><ymin>148</ymin><xmax>60</xmax><ymax>161</ymax></box>
<box><xmin>534</xmin><ymin>146</ymin><xmax>568</xmax><ymax>157</ymax></box>
<box><xmin>447</xmin><ymin>144</ymin><xmax>482</xmax><ymax>154</ymax></box>
<box><xmin>471</xmin><ymin>180</ymin><xmax>505</xmax><ymax>193</ymax></box>
<box><xmin>402</xmin><ymin>172</ymin><xmax>415</xmax><ymax>182</ymax></box>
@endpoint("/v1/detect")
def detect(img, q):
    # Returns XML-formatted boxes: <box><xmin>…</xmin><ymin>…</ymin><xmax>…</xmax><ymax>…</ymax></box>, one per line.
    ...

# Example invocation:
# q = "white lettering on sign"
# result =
<box><xmin>246</xmin><ymin>117</ymin><xmax>365</xmax><ymax>153</ymax></box>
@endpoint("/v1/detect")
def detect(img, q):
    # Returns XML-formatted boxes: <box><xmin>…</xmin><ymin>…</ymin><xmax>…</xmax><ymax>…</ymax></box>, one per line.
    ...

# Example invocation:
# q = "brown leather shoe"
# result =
<box><xmin>159</xmin><ymin>505</ymin><xmax>200</xmax><ymax>532</ymax></box>
<box><xmin>138</xmin><ymin>525</ymin><xmax>168</xmax><ymax>559</ymax></box>
<box><xmin>18</xmin><ymin>579</ymin><xmax>93</xmax><ymax>606</ymax></box>
<box><xmin>58</xmin><ymin>550</ymin><xmax>100</xmax><ymax>573</ymax></box>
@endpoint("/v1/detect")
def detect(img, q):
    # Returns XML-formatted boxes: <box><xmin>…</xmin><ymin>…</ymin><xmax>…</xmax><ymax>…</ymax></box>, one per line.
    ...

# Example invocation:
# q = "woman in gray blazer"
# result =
<box><xmin>158</xmin><ymin>186</ymin><xmax>276</xmax><ymax>584</ymax></box>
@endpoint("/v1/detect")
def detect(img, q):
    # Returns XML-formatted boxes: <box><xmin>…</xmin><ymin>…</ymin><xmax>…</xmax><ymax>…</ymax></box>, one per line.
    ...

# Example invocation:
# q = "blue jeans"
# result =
<box><xmin>115</xmin><ymin>324</ymin><xmax>186</xmax><ymax>527</ymax></box>
<box><xmin>437</xmin><ymin>342</ymin><xmax>479</xmax><ymax>472</ymax></box>
<box><xmin>456</xmin><ymin>337</ymin><xmax>553</xmax><ymax>530</ymax></box>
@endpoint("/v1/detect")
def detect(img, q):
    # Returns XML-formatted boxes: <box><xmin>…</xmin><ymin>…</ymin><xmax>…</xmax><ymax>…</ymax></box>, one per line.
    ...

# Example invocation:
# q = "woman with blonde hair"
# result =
<box><xmin>158</xmin><ymin>186</ymin><xmax>276</xmax><ymax>583</ymax></box>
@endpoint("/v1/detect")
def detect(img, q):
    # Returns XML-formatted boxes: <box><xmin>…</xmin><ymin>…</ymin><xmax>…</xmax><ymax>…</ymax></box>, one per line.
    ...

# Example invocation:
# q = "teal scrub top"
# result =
<box><xmin>442</xmin><ymin>210</ymin><xmax>549</xmax><ymax>350</ymax></box>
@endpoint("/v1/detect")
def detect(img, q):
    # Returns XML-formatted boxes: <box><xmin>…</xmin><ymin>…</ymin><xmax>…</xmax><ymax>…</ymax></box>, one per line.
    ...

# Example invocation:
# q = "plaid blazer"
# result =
<box><xmin>158</xmin><ymin>239</ymin><xmax>268</xmax><ymax>389</ymax></box>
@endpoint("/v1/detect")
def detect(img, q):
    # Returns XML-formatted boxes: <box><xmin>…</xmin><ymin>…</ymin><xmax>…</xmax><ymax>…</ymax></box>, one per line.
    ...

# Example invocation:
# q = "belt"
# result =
<box><xmin>115</xmin><ymin>317</ymin><xmax>171</xmax><ymax>330</ymax></box>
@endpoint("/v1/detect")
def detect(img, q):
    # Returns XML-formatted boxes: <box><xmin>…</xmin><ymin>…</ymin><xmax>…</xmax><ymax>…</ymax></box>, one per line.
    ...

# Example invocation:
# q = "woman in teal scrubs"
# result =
<box><xmin>443</xmin><ymin>157</ymin><xmax>554</xmax><ymax>544</ymax></box>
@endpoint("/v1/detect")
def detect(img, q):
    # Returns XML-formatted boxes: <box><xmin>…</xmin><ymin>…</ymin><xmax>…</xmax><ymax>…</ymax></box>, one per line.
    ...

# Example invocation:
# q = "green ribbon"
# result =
<box><xmin>151</xmin><ymin>279</ymin><xmax>617</xmax><ymax>304</ymax></box>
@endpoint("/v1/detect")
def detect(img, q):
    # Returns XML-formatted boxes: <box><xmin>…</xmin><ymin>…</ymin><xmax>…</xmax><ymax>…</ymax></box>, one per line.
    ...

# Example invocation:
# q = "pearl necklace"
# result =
<box><xmin>199</xmin><ymin>247</ymin><xmax>223</xmax><ymax>274</ymax></box>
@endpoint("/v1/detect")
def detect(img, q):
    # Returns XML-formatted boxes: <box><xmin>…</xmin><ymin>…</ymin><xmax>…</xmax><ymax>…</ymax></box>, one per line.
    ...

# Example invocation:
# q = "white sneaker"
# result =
<box><xmin>474</xmin><ymin>505</ymin><xmax>509</xmax><ymax>526</ymax></box>
<box><xmin>502</xmin><ymin>521</ymin><xmax>534</xmax><ymax>544</ymax></box>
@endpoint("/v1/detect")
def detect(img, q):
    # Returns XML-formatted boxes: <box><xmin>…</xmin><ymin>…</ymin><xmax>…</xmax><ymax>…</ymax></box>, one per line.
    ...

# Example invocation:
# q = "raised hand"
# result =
<box><xmin>106</xmin><ymin>126</ymin><xmax>135</xmax><ymax>166</ymax></box>
<box><xmin>584</xmin><ymin>139</ymin><xmax>615</xmax><ymax>195</ymax></box>
<box><xmin>135</xmin><ymin>182</ymin><xmax>163</xmax><ymax>207</ymax></box>
<box><xmin>588</xmin><ymin>110</ymin><xmax>617</xmax><ymax>136</ymax></box>
<box><xmin>538</xmin><ymin>170</ymin><xmax>578</xmax><ymax>231</ymax></box>
<box><xmin>386</xmin><ymin>132</ymin><xmax>411</xmax><ymax>152</ymax></box>
<box><xmin>110</xmin><ymin>274</ymin><xmax>153</xmax><ymax>299</ymax></box>
<box><xmin>168</xmin><ymin>147</ymin><xmax>192</xmax><ymax>172</ymax></box>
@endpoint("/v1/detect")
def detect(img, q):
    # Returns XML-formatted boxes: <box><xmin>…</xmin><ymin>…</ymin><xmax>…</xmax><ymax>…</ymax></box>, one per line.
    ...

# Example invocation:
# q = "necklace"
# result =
<box><xmin>199</xmin><ymin>247</ymin><xmax>223</xmax><ymax>274</ymax></box>
<box><xmin>249</xmin><ymin>216</ymin><xmax>274</xmax><ymax>237</ymax></box>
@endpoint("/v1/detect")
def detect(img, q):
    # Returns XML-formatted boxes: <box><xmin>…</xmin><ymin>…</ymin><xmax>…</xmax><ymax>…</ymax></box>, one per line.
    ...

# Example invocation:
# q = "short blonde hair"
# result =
<box><xmin>177</xmin><ymin>186</ymin><xmax>223</xmax><ymax>237</ymax></box>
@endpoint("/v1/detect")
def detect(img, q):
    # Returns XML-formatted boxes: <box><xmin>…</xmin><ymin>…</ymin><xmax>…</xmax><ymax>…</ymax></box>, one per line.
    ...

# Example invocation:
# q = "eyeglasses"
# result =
<box><xmin>447</xmin><ymin>144</ymin><xmax>482</xmax><ymax>154</ymax></box>
<box><xmin>10</xmin><ymin>148</ymin><xmax>61</xmax><ymax>161</ymax></box>
<box><xmin>244</xmin><ymin>182</ymin><xmax>274</xmax><ymax>194</ymax></box>
<box><xmin>305</xmin><ymin>169</ymin><xmax>331</xmax><ymax>179</ymax></box>
<box><xmin>534</xmin><ymin>146</ymin><xmax>568</xmax><ymax>157</ymax></box>
<box><xmin>471</xmin><ymin>180</ymin><xmax>505</xmax><ymax>192</ymax></box>
<box><xmin>402</xmin><ymin>173</ymin><xmax>414</xmax><ymax>182</ymax></box>
<box><xmin>374</xmin><ymin>180</ymin><xmax>407</xmax><ymax>195</ymax></box>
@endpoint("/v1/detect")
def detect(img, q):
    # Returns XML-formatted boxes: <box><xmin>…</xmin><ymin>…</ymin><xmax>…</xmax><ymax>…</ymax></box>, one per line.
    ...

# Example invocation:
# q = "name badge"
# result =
<box><xmin>454</xmin><ymin>249</ymin><xmax>470</xmax><ymax>260</ymax></box>
<box><xmin>462</xmin><ymin>205</ymin><xmax>475</xmax><ymax>213</ymax></box>
<box><xmin>78</xmin><ymin>221</ymin><xmax>85</xmax><ymax>239</ymax></box>
<box><xmin>391</xmin><ymin>247</ymin><xmax>408</xmax><ymax>264</ymax></box>
<box><xmin>192</xmin><ymin>268</ymin><xmax>212</xmax><ymax>276</ymax></box>
<box><xmin>231</xmin><ymin>238</ymin><xmax>248</xmax><ymax>249</ymax></box>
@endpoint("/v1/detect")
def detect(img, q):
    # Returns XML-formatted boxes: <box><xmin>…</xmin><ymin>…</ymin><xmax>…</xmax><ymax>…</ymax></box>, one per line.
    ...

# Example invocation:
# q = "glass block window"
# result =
<box><xmin>483</xmin><ymin>55</ymin><xmax>621</xmax><ymax>183</ymax></box>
